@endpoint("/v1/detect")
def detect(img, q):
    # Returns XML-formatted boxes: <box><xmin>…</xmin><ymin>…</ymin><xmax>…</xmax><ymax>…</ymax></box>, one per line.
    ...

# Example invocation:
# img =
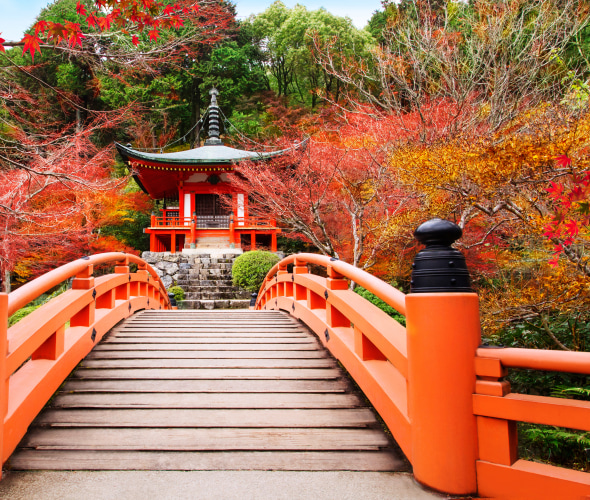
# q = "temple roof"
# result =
<box><xmin>115</xmin><ymin>88</ymin><xmax>306</xmax><ymax>199</ymax></box>
<box><xmin>115</xmin><ymin>142</ymin><xmax>297</xmax><ymax>166</ymax></box>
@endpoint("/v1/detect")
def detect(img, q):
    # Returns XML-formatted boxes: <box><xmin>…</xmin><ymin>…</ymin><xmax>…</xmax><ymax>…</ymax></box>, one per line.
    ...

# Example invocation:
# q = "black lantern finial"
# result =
<box><xmin>410</xmin><ymin>218</ymin><xmax>472</xmax><ymax>293</ymax></box>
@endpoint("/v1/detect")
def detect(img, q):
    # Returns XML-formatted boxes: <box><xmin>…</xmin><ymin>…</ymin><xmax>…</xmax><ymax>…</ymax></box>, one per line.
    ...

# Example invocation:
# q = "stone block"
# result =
<box><xmin>163</xmin><ymin>254</ymin><xmax>181</xmax><ymax>263</ymax></box>
<box><xmin>156</xmin><ymin>261</ymin><xmax>179</xmax><ymax>275</ymax></box>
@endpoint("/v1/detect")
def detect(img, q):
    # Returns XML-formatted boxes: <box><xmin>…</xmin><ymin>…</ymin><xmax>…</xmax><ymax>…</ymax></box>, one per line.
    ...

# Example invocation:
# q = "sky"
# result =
<box><xmin>0</xmin><ymin>0</ymin><xmax>383</xmax><ymax>42</ymax></box>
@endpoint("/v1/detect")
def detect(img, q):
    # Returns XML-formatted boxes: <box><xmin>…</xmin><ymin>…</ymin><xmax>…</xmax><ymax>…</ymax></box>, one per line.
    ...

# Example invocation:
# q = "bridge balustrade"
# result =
<box><xmin>256</xmin><ymin>248</ymin><xmax>590</xmax><ymax>499</ymax></box>
<box><xmin>0</xmin><ymin>252</ymin><xmax>171</xmax><ymax>477</ymax></box>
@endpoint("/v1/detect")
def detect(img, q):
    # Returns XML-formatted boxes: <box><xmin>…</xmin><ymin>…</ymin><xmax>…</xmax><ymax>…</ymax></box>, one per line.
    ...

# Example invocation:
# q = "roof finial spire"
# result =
<box><xmin>205</xmin><ymin>87</ymin><xmax>222</xmax><ymax>146</ymax></box>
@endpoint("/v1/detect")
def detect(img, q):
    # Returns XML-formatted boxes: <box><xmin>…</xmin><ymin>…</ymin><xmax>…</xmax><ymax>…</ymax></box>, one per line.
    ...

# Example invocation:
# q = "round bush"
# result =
<box><xmin>232</xmin><ymin>251</ymin><xmax>280</xmax><ymax>293</ymax></box>
<box><xmin>167</xmin><ymin>285</ymin><xmax>185</xmax><ymax>303</ymax></box>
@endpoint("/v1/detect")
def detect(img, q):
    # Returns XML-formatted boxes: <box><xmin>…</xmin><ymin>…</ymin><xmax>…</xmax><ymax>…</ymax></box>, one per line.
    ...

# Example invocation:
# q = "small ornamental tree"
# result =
<box><xmin>232</xmin><ymin>251</ymin><xmax>280</xmax><ymax>293</ymax></box>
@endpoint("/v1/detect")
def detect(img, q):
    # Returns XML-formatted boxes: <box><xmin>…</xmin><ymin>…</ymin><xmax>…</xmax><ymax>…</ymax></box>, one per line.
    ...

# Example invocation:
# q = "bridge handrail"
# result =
<box><xmin>1</xmin><ymin>253</ymin><xmax>171</xmax><ymax>476</ymax></box>
<box><xmin>256</xmin><ymin>252</ymin><xmax>411</xmax><ymax>460</ymax></box>
<box><xmin>261</xmin><ymin>253</ymin><xmax>406</xmax><ymax>316</ymax></box>
<box><xmin>7</xmin><ymin>252</ymin><xmax>164</xmax><ymax>316</ymax></box>
<box><xmin>257</xmin><ymin>250</ymin><xmax>590</xmax><ymax>499</ymax></box>
<box><xmin>477</xmin><ymin>346</ymin><xmax>590</xmax><ymax>374</ymax></box>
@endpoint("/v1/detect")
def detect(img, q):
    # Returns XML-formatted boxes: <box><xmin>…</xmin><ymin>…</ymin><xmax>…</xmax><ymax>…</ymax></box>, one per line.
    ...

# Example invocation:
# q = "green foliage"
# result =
<box><xmin>8</xmin><ymin>305</ymin><xmax>40</xmax><ymax>327</ymax></box>
<box><xmin>484</xmin><ymin>313</ymin><xmax>589</xmax><ymax>352</ymax></box>
<box><xmin>167</xmin><ymin>286</ymin><xmax>185</xmax><ymax>303</ymax></box>
<box><xmin>99</xmin><ymin>210</ymin><xmax>152</xmax><ymax>252</ymax></box>
<box><xmin>232</xmin><ymin>250</ymin><xmax>281</xmax><ymax>293</ymax></box>
<box><xmin>354</xmin><ymin>286</ymin><xmax>406</xmax><ymax>326</ymax></box>
<box><xmin>519</xmin><ymin>423</ymin><xmax>590</xmax><ymax>471</ymax></box>
<box><xmin>247</xmin><ymin>1</ymin><xmax>374</xmax><ymax>106</ymax></box>
<box><xmin>277</xmin><ymin>236</ymin><xmax>314</xmax><ymax>255</ymax></box>
<box><xmin>8</xmin><ymin>283</ymin><xmax>69</xmax><ymax>326</ymax></box>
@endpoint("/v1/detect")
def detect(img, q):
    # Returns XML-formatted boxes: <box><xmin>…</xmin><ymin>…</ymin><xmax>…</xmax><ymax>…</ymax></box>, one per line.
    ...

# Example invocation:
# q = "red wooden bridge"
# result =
<box><xmin>1</xmin><ymin>241</ymin><xmax>589</xmax><ymax>498</ymax></box>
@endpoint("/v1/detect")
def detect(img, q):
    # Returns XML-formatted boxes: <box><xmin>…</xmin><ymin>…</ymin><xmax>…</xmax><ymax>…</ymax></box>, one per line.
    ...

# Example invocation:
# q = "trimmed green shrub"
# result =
<box><xmin>354</xmin><ymin>286</ymin><xmax>406</xmax><ymax>326</ymax></box>
<box><xmin>232</xmin><ymin>251</ymin><xmax>280</xmax><ymax>293</ymax></box>
<box><xmin>167</xmin><ymin>285</ymin><xmax>185</xmax><ymax>303</ymax></box>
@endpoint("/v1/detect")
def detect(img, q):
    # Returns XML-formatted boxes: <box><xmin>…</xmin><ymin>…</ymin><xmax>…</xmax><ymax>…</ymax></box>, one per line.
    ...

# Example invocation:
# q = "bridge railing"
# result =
<box><xmin>0</xmin><ymin>252</ymin><xmax>171</xmax><ymax>476</ymax></box>
<box><xmin>255</xmin><ymin>253</ymin><xmax>411</xmax><ymax>461</ymax></box>
<box><xmin>474</xmin><ymin>346</ymin><xmax>590</xmax><ymax>498</ymax></box>
<box><xmin>256</xmin><ymin>221</ymin><xmax>590</xmax><ymax>499</ymax></box>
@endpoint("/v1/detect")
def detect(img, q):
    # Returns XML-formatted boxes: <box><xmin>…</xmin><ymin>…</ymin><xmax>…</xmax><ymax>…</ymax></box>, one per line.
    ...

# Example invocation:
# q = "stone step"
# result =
<box><xmin>176</xmin><ymin>280</ymin><xmax>234</xmax><ymax>288</ymax></box>
<box><xmin>194</xmin><ymin>259</ymin><xmax>234</xmax><ymax>266</ymax></box>
<box><xmin>183</xmin><ymin>285</ymin><xmax>239</xmax><ymax>293</ymax></box>
<box><xmin>188</xmin><ymin>268</ymin><xmax>232</xmax><ymax>276</ymax></box>
<box><xmin>180</xmin><ymin>299</ymin><xmax>250</xmax><ymax>310</ymax></box>
<box><xmin>185</xmin><ymin>291</ymin><xmax>251</xmax><ymax>301</ymax></box>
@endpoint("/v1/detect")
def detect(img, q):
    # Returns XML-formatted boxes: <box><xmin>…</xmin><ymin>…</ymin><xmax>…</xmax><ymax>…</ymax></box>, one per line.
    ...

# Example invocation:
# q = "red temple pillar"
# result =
<box><xmin>250</xmin><ymin>231</ymin><xmax>256</xmax><ymax>250</ymax></box>
<box><xmin>229</xmin><ymin>212</ymin><xmax>235</xmax><ymax>249</ymax></box>
<box><xmin>171</xmin><ymin>231</ymin><xmax>176</xmax><ymax>254</ymax></box>
<box><xmin>271</xmin><ymin>232</ymin><xmax>277</xmax><ymax>253</ymax></box>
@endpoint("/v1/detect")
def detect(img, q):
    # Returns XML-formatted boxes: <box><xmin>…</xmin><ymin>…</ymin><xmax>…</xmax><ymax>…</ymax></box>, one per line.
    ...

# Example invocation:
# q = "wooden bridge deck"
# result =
<box><xmin>9</xmin><ymin>310</ymin><xmax>406</xmax><ymax>472</ymax></box>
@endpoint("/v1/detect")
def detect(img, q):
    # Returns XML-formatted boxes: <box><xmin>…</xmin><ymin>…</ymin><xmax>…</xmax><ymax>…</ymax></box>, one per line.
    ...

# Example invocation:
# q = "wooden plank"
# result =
<box><xmin>93</xmin><ymin>343</ymin><xmax>320</xmax><ymax>351</ymax></box>
<box><xmin>9</xmin><ymin>450</ymin><xmax>405</xmax><ymax>471</ymax></box>
<box><xmin>101</xmin><ymin>337</ymin><xmax>317</xmax><ymax>344</ymax></box>
<box><xmin>112</xmin><ymin>331</ymin><xmax>309</xmax><ymax>338</ymax></box>
<box><xmin>85</xmin><ymin>350</ymin><xmax>328</xmax><ymax>360</ymax></box>
<box><xmin>72</xmin><ymin>368</ymin><xmax>341</xmax><ymax>380</ymax></box>
<box><xmin>22</xmin><ymin>427</ymin><xmax>389</xmax><ymax>450</ymax></box>
<box><xmin>50</xmin><ymin>392</ymin><xmax>363</xmax><ymax>409</ymax></box>
<box><xmin>80</xmin><ymin>358</ymin><xmax>336</xmax><ymax>369</ymax></box>
<box><xmin>62</xmin><ymin>379</ymin><xmax>348</xmax><ymax>393</ymax></box>
<box><xmin>35</xmin><ymin>408</ymin><xmax>377</xmax><ymax>427</ymax></box>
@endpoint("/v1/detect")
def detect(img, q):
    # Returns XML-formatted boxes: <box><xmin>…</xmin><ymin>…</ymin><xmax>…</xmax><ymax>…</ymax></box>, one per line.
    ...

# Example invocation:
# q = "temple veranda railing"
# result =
<box><xmin>0</xmin><ymin>253</ymin><xmax>171</xmax><ymax>475</ymax></box>
<box><xmin>254</xmin><ymin>220</ymin><xmax>590</xmax><ymax>499</ymax></box>
<box><xmin>150</xmin><ymin>215</ymin><xmax>277</xmax><ymax>229</ymax></box>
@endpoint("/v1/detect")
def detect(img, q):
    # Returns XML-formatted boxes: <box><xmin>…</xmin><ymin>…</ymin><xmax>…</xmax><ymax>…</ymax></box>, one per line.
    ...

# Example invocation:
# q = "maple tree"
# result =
<box><xmin>228</xmin><ymin>107</ymin><xmax>415</xmax><ymax>271</ymax></box>
<box><xmin>316</xmin><ymin>0</ymin><xmax>588</xmax><ymax>136</ymax></box>
<box><xmin>1</xmin><ymin>0</ymin><xmax>233</xmax><ymax>70</ymax></box>
<box><xmin>0</xmin><ymin>71</ymin><xmax>152</xmax><ymax>288</ymax></box>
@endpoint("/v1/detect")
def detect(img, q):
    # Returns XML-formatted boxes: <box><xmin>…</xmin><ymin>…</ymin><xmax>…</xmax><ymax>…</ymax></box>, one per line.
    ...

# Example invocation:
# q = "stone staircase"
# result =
<box><xmin>176</xmin><ymin>253</ymin><xmax>251</xmax><ymax>310</ymax></box>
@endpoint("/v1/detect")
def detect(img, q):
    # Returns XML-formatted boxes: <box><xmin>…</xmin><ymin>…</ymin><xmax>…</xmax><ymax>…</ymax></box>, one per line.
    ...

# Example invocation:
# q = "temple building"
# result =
<box><xmin>116</xmin><ymin>89</ymin><xmax>295</xmax><ymax>254</ymax></box>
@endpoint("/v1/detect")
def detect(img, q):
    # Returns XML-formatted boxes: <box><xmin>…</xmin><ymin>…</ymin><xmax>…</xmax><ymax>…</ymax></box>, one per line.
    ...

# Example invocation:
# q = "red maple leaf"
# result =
<box><xmin>555</xmin><ymin>154</ymin><xmax>572</xmax><ymax>168</ymax></box>
<box><xmin>65</xmin><ymin>22</ymin><xmax>85</xmax><ymax>47</ymax></box>
<box><xmin>22</xmin><ymin>34</ymin><xmax>42</xmax><ymax>61</ymax></box>
<box><xmin>148</xmin><ymin>29</ymin><xmax>159</xmax><ymax>42</ymax></box>
<box><xmin>47</xmin><ymin>22</ymin><xmax>67</xmax><ymax>42</ymax></box>
<box><xmin>76</xmin><ymin>1</ymin><xmax>87</xmax><ymax>16</ymax></box>
<box><xmin>170</xmin><ymin>16</ymin><xmax>184</xmax><ymax>29</ymax></box>
<box><xmin>132</xmin><ymin>35</ymin><xmax>140</xmax><ymax>47</ymax></box>
<box><xmin>87</xmin><ymin>14</ymin><xmax>98</xmax><ymax>28</ymax></box>
<box><xmin>0</xmin><ymin>34</ymin><xmax>5</xmax><ymax>53</ymax></box>
<box><xmin>546</xmin><ymin>181</ymin><xmax>564</xmax><ymax>199</ymax></box>
<box><xmin>163</xmin><ymin>4</ymin><xmax>174</xmax><ymax>16</ymax></box>
<box><xmin>98</xmin><ymin>16</ymin><xmax>112</xmax><ymax>31</ymax></box>
<box><xmin>34</xmin><ymin>20</ymin><xmax>50</xmax><ymax>35</ymax></box>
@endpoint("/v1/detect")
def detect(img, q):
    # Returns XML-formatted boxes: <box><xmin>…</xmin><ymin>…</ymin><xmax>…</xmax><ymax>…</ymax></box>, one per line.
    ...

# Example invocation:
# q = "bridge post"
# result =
<box><xmin>0</xmin><ymin>293</ymin><xmax>7</xmax><ymax>479</ymax></box>
<box><xmin>406</xmin><ymin>219</ymin><xmax>481</xmax><ymax>495</ymax></box>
